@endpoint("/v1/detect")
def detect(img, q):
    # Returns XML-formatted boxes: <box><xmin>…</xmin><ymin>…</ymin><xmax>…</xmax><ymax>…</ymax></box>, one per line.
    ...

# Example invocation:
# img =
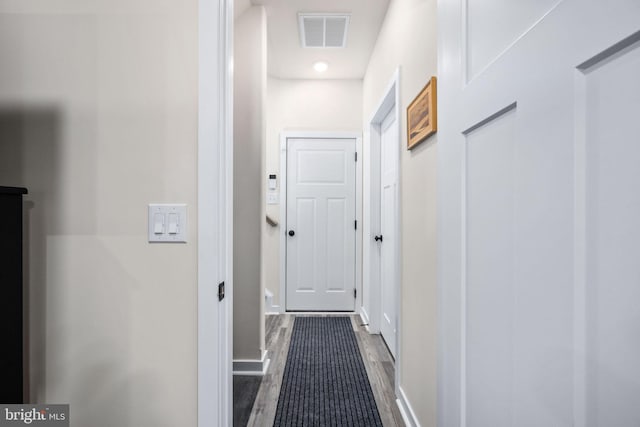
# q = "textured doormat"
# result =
<box><xmin>273</xmin><ymin>316</ymin><xmax>383</xmax><ymax>426</ymax></box>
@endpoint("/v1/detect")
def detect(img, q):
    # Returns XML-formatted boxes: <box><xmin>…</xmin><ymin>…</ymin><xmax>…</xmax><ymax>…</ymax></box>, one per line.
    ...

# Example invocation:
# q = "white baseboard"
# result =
<box><xmin>359</xmin><ymin>307</ymin><xmax>371</xmax><ymax>333</ymax></box>
<box><xmin>396</xmin><ymin>386</ymin><xmax>421</xmax><ymax>427</ymax></box>
<box><xmin>265</xmin><ymin>306</ymin><xmax>281</xmax><ymax>315</ymax></box>
<box><xmin>232</xmin><ymin>351</ymin><xmax>270</xmax><ymax>376</ymax></box>
<box><xmin>359</xmin><ymin>306</ymin><xmax>370</xmax><ymax>325</ymax></box>
<box><xmin>265</xmin><ymin>288</ymin><xmax>282</xmax><ymax>314</ymax></box>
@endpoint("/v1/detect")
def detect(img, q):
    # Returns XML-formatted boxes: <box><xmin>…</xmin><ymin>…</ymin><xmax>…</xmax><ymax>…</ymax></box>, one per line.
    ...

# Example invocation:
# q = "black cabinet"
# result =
<box><xmin>0</xmin><ymin>186</ymin><xmax>27</xmax><ymax>403</ymax></box>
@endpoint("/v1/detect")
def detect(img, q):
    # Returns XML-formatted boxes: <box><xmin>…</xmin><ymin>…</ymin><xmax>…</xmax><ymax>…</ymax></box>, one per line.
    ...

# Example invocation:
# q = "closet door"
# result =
<box><xmin>438</xmin><ymin>1</ymin><xmax>640</xmax><ymax>425</ymax></box>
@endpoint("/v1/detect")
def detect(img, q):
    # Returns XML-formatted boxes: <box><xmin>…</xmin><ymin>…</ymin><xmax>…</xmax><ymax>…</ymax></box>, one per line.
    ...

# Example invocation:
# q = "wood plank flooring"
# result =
<box><xmin>246</xmin><ymin>314</ymin><xmax>405</xmax><ymax>427</ymax></box>
<box><xmin>234</xmin><ymin>375</ymin><xmax>263</xmax><ymax>426</ymax></box>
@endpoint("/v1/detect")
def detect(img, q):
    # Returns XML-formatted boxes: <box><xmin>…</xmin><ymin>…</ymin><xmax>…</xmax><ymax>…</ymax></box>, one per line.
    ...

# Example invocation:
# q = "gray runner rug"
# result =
<box><xmin>273</xmin><ymin>316</ymin><xmax>383</xmax><ymax>427</ymax></box>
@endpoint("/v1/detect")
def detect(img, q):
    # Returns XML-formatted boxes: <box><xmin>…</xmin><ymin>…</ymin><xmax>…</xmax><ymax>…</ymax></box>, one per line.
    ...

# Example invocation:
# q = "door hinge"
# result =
<box><xmin>218</xmin><ymin>281</ymin><xmax>225</xmax><ymax>301</ymax></box>
<box><xmin>354</xmin><ymin>288</ymin><xmax>357</xmax><ymax>299</ymax></box>
<box><xmin>355</xmin><ymin>152</ymin><xmax>358</xmax><ymax>162</ymax></box>
<box><xmin>354</xmin><ymin>220</ymin><xmax>357</xmax><ymax>230</ymax></box>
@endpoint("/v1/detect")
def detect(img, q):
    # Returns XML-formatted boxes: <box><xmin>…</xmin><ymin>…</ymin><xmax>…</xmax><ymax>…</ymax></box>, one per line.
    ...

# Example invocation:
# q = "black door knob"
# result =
<box><xmin>374</xmin><ymin>235</ymin><xmax>383</xmax><ymax>242</ymax></box>
<box><xmin>288</xmin><ymin>230</ymin><xmax>295</xmax><ymax>236</ymax></box>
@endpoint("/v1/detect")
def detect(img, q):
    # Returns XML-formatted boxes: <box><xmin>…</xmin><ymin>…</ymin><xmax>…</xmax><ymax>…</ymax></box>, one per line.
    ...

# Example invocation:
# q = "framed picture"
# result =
<box><xmin>407</xmin><ymin>76</ymin><xmax>437</xmax><ymax>149</ymax></box>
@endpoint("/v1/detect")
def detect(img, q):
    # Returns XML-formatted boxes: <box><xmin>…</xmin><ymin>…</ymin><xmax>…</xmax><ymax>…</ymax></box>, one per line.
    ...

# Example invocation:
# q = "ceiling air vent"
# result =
<box><xmin>298</xmin><ymin>13</ymin><xmax>350</xmax><ymax>48</ymax></box>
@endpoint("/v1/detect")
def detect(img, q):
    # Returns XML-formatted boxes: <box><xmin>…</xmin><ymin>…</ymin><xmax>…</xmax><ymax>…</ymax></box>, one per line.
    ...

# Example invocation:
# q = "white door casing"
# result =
<box><xmin>198</xmin><ymin>0</ymin><xmax>233</xmax><ymax>425</ymax></box>
<box><xmin>363</xmin><ymin>70</ymin><xmax>401</xmax><ymax>395</ymax></box>
<box><xmin>379</xmin><ymin>108</ymin><xmax>398</xmax><ymax>358</ymax></box>
<box><xmin>285</xmin><ymin>137</ymin><xmax>357</xmax><ymax>311</ymax></box>
<box><xmin>438</xmin><ymin>1</ymin><xmax>640</xmax><ymax>426</ymax></box>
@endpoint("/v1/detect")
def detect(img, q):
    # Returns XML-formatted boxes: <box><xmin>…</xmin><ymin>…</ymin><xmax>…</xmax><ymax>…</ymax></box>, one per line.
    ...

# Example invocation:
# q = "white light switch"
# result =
<box><xmin>153</xmin><ymin>213</ymin><xmax>165</xmax><ymax>234</ymax></box>
<box><xmin>148</xmin><ymin>204</ymin><xmax>187</xmax><ymax>243</ymax></box>
<box><xmin>168</xmin><ymin>213</ymin><xmax>179</xmax><ymax>234</ymax></box>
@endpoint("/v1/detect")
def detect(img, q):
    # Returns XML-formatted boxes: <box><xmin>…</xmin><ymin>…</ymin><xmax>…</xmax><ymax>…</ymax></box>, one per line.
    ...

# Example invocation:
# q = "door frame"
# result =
<box><xmin>363</xmin><ymin>69</ymin><xmax>401</xmax><ymax>392</ymax></box>
<box><xmin>197</xmin><ymin>0</ymin><xmax>233</xmax><ymax>425</ymax></box>
<box><xmin>279</xmin><ymin>131</ymin><xmax>363</xmax><ymax>313</ymax></box>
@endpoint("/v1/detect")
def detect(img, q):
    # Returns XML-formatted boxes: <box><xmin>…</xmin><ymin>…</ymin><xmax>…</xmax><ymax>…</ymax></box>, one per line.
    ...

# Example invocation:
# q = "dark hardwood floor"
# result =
<box><xmin>244</xmin><ymin>314</ymin><xmax>405</xmax><ymax>427</ymax></box>
<box><xmin>234</xmin><ymin>375</ymin><xmax>263</xmax><ymax>427</ymax></box>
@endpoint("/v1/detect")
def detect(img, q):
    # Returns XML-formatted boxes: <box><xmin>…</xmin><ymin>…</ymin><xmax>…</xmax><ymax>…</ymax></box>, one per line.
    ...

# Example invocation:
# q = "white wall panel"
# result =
<box><xmin>584</xmin><ymin>39</ymin><xmax>640</xmax><ymax>427</ymax></box>
<box><xmin>466</xmin><ymin>0</ymin><xmax>561</xmax><ymax>80</ymax></box>
<box><xmin>441</xmin><ymin>0</ymin><xmax>640</xmax><ymax>425</ymax></box>
<box><xmin>465</xmin><ymin>108</ymin><xmax>516</xmax><ymax>427</ymax></box>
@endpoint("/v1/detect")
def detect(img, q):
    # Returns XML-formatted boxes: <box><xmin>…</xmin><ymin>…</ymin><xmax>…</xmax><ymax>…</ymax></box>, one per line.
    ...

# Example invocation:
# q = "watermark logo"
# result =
<box><xmin>0</xmin><ymin>405</ymin><xmax>68</xmax><ymax>427</ymax></box>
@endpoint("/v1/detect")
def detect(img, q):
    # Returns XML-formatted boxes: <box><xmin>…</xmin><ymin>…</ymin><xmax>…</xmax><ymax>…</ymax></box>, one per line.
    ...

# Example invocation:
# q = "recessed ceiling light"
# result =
<box><xmin>313</xmin><ymin>61</ymin><xmax>328</xmax><ymax>73</ymax></box>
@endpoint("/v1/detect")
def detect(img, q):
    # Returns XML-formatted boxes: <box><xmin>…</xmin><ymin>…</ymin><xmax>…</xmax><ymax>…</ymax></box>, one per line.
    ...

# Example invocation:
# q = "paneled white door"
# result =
<box><xmin>286</xmin><ymin>138</ymin><xmax>357</xmax><ymax>311</ymax></box>
<box><xmin>439</xmin><ymin>1</ymin><xmax>640</xmax><ymax>426</ymax></box>
<box><xmin>379</xmin><ymin>109</ymin><xmax>398</xmax><ymax>357</ymax></box>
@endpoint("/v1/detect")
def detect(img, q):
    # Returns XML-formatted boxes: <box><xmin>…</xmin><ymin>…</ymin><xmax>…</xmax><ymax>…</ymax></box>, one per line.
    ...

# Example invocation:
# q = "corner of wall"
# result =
<box><xmin>233</xmin><ymin>3</ymin><xmax>268</xmax><ymax>361</ymax></box>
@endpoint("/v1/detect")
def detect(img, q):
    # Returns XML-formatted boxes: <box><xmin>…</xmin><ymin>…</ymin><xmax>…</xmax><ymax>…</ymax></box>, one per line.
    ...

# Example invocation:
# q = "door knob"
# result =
<box><xmin>374</xmin><ymin>235</ymin><xmax>383</xmax><ymax>242</ymax></box>
<box><xmin>288</xmin><ymin>230</ymin><xmax>295</xmax><ymax>236</ymax></box>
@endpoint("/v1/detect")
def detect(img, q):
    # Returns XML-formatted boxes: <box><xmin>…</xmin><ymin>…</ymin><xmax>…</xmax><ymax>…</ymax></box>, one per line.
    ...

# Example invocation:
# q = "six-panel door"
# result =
<box><xmin>286</xmin><ymin>138</ymin><xmax>357</xmax><ymax>311</ymax></box>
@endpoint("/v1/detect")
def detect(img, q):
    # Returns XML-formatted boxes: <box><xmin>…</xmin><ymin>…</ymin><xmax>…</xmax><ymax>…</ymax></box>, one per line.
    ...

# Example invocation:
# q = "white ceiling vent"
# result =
<box><xmin>298</xmin><ymin>13</ymin><xmax>350</xmax><ymax>48</ymax></box>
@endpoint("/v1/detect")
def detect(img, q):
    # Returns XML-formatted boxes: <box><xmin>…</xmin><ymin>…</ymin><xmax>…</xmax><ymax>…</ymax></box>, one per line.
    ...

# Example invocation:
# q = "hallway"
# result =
<box><xmin>240</xmin><ymin>315</ymin><xmax>404</xmax><ymax>426</ymax></box>
<box><xmin>1</xmin><ymin>0</ymin><xmax>638</xmax><ymax>425</ymax></box>
<box><xmin>233</xmin><ymin>1</ymin><xmax>437</xmax><ymax>423</ymax></box>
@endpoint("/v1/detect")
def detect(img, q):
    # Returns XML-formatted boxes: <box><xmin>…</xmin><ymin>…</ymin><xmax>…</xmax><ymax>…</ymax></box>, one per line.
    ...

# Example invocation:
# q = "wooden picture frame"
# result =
<box><xmin>407</xmin><ymin>76</ymin><xmax>437</xmax><ymax>149</ymax></box>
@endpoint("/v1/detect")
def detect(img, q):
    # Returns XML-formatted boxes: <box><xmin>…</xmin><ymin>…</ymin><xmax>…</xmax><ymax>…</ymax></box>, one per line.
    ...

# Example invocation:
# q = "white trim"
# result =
<box><xmin>355</xmin><ymin>135</ymin><xmax>364</xmax><ymax>317</ymax></box>
<box><xmin>359</xmin><ymin>307</ymin><xmax>371</xmax><ymax>333</ymax></box>
<box><xmin>197</xmin><ymin>0</ymin><xmax>233</xmax><ymax>425</ymax></box>
<box><xmin>266</xmin><ymin>306</ymin><xmax>281</xmax><ymax>315</ymax></box>
<box><xmin>394</xmin><ymin>71</ymin><xmax>402</xmax><ymax>395</ymax></box>
<box><xmin>364</xmin><ymin>68</ymin><xmax>402</xmax><ymax>393</ymax></box>
<box><xmin>573</xmin><ymin>66</ymin><xmax>587</xmax><ymax>427</ymax></box>
<box><xmin>460</xmin><ymin>130</ymin><xmax>468</xmax><ymax>427</ymax></box>
<box><xmin>279</xmin><ymin>135</ymin><xmax>287</xmax><ymax>312</ymax></box>
<box><xmin>233</xmin><ymin>351</ymin><xmax>271</xmax><ymax>376</ymax></box>
<box><xmin>396</xmin><ymin>386</ymin><xmax>422</xmax><ymax>427</ymax></box>
<box><xmin>279</xmin><ymin>131</ymin><xmax>363</xmax><ymax>313</ymax></box>
<box><xmin>367</xmin><ymin>68</ymin><xmax>401</xmax><ymax>125</ymax></box>
<box><xmin>364</xmin><ymin>68</ymin><xmax>401</xmax><ymax>335</ymax></box>
<box><xmin>264</xmin><ymin>288</ymin><xmax>280</xmax><ymax>314</ymax></box>
<box><xmin>363</xmin><ymin>123</ymin><xmax>380</xmax><ymax>333</ymax></box>
<box><xmin>359</xmin><ymin>306</ymin><xmax>370</xmax><ymax>325</ymax></box>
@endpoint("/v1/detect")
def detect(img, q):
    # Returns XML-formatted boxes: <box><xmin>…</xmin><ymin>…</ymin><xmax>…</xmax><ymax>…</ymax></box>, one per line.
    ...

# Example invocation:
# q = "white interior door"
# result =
<box><xmin>379</xmin><ymin>109</ymin><xmax>398</xmax><ymax>357</ymax></box>
<box><xmin>439</xmin><ymin>1</ymin><xmax>640</xmax><ymax>426</ymax></box>
<box><xmin>286</xmin><ymin>137</ymin><xmax>357</xmax><ymax>311</ymax></box>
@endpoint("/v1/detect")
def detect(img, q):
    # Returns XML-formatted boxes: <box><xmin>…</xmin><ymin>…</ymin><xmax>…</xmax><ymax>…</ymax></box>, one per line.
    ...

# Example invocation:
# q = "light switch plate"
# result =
<box><xmin>148</xmin><ymin>204</ymin><xmax>187</xmax><ymax>243</ymax></box>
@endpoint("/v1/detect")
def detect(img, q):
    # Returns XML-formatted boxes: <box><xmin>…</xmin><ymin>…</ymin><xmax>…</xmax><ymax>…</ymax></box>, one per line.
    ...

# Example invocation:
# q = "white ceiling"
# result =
<box><xmin>246</xmin><ymin>0</ymin><xmax>390</xmax><ymax>80</ymax></box>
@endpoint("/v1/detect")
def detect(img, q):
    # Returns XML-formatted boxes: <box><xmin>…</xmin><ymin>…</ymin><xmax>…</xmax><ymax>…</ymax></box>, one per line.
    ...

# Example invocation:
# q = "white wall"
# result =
<box><xmin>233</xmin><ymin>5</ymin><xmax>266</xmax><ymax>361</ymax></box>
<box><xmin>263</xmin><ymin>77</ymin><xmax>363</xmax><ymax>308</ymax></box>
<box><xmin>0</xmin><ymin>2</ymin><xmax>198</xmax><ymax>426</ymax></box>
<box><xmin>362</xmin><ymin>0</ymin><xmax>438</xmax><ymax>424</ymax></box>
